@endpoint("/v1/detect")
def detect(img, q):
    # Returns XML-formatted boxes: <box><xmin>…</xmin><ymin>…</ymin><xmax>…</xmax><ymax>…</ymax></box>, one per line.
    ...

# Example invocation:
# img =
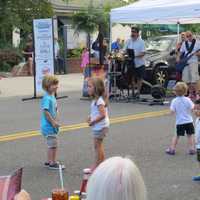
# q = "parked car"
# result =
<box><xmin>144</xmin><ymin>35</ymin><xmax>199</xmax><ymax>88</ymax></box>
<box><xmin>144</xmin><ymin>35</ymin><xmax>178</xmax><ymax>87</ymax></box>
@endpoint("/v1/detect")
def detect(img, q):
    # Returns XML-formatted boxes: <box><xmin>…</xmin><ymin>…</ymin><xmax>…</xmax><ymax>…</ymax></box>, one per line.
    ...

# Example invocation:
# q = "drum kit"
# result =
<box><xmin>107</xmin><ymin>50</ymin><xmax>168</xmax><ymax>105</ymax></box>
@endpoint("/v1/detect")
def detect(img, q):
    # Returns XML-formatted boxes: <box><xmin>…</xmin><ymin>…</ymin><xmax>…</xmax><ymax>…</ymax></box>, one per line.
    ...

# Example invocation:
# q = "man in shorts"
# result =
<box><xmin>124</xmin><ymin>27</ymin><xmax>146</xmax><ymax>98</ymax></box>
<box><xmin>177</xmin><ymin>31</ymin><xmax>200</xmax><ymax>100</ymax></box>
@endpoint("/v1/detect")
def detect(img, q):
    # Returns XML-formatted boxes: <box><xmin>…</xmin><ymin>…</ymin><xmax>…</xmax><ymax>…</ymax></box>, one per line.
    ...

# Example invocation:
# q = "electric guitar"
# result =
<box><xmin>176</xmin><ymin>49</ymin><xmax>200</xmax><ymax>73</ymax></box>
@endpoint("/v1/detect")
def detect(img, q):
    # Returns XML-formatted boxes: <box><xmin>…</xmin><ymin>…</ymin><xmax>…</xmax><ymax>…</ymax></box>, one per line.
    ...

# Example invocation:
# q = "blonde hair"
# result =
<box><xmin>86</xmin><ymin>157</ymin><xmax>147</xmax><ymax>200</ymax></box>
<box><xmin>186</xmin><ymin>31</ymin><xmax>192</xmax><ymax>37</ymax></box>
<box><xmin>174</xmin><ymin>82</ymin><xmax>188</xmax><ymax>96</ymax></box>
<box><xmin>42</xmin><ymin>75</ymin><xmax>59</xmax><ymax>91</ymax></box>
<box><xmin>89</xmin><ymin>77</ymin><xmax>108</xmax><ymax>105</ymax></box>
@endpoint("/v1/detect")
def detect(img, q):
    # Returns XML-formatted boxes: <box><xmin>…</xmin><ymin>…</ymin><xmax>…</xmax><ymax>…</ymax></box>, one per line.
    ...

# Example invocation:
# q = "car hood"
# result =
<box><xmin>145</xmin><ymin>50</ymin><xmax>167</xmax><ymax>62</ymax></box>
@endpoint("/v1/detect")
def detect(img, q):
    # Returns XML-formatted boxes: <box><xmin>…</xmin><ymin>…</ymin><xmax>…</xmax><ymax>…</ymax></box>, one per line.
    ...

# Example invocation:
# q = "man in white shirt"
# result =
<box><xmin>177</xmin><ymin>31</ymin><xmax>200</xmax><ymax>99</ymax></box>
<box><xmin>124</xmin><ymin>27</ymin><xmax>145</xmax><ymax>98</ymax></box>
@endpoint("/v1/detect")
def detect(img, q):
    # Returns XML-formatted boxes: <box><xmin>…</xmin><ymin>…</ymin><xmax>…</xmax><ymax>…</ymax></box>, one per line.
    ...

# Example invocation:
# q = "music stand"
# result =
<box><xmin>127</xmin><ymin>49</ymin><xmax>135</xmax><ymax>61</ymax></box>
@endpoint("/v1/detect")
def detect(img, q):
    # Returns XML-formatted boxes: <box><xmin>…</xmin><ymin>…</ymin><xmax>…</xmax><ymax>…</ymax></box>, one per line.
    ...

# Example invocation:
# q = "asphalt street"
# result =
<box><xmin>0</xmin><ymin>91</ymin><xmax>200</xmax><ymax>200</ymax></box>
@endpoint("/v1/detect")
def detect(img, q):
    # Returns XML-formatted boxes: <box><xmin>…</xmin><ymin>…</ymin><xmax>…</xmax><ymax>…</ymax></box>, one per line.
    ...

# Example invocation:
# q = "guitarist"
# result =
<box><xmin>175</xmin><ymin>32</ymin><xmax>186</xmax><ymax>81</ymax></box>
<box><xmin>177</xmin><ymin>31</ymin><xmax>200</xmax><ymax>100</ymax></box>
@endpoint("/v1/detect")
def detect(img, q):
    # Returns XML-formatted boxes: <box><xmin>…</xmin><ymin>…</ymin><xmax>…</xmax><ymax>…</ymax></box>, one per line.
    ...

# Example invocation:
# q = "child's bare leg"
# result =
<box><xmin>47</xmin><ymin>136</ymin><xmax>58</xmax><ymax>164</ymax></box>
<box><xmin>98</xmin><ymin>141</ymin><xmax>105</xmax><ymax>162</ymax></box>
<box><xmin>47</xmin><ymin>148</ymin><xmax>52</xmax><ymax>163</ymax></box>
<box><xmin>170</xmin><ymin>136</ymin><xmax>179</xmax><ymax>150</ymax></box>
<box><xmin>94</xmin><ymin>138</ymin><xmax>105</xmax><ymax>167</ymax></box>
<box><xmin>187</xmin><ymin>135</ymin><xmax>195</xmax><ymax>150</ymax></box>
<box><xmin>52</xmin><ymin>148</ymin><xmax>57</xmax><ymax>163</ymax></box>
<box><xmin>48</xmin><ymin>148</ymin><xmax>57</xmax><ymax>164</ymax></box>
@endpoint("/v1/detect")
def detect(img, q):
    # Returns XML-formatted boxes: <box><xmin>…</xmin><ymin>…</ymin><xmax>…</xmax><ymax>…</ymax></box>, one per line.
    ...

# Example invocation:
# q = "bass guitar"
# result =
<box><xmin>176</xmin><ymin>49</ymin><xmax>200</xmax><ymax>73</ymax></box>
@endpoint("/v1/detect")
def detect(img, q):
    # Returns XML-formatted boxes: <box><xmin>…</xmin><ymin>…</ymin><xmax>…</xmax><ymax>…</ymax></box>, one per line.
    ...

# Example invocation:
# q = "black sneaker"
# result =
<box><xmin>49</xmin><ymin>162</ymin><xmax>65</xmax><ymax>170</ymax></box>
<box><xmin>44</xmin><ymin>162</ymin><xmax>49</xmax><ymax>167</ymax></box>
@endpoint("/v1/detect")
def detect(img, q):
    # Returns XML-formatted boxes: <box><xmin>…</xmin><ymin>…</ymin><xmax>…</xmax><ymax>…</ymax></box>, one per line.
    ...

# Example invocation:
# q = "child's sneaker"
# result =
<box><xmin>49</xmin><ymin>162</ymin><xmax>65</xmax><ymax>170</ymax></box>
<box><xmin>165</xmin><ymin>148</ymin><xmax>175</xmax><ymax>155</ymax></box>
<box><xmin>192</xmin><ymin>174</ymin><xmax>200</xmax><ymax>181</ymax></box>
<box><xmin>188</xmin><ymin>149</ymin><xmax>196</xmax><ymax>155</ymax></box>
<box><xmin>44</xmin><ymin>162</ymin><xmax>49</xmax><ymax>167</ymax></box>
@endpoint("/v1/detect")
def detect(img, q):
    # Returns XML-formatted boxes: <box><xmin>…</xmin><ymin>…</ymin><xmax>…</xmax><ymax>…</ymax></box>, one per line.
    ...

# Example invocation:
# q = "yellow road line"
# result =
<box><xmin>0</xmin><ymin>109</ymin><xmax>170</xmax><ymax>143</ymax></box>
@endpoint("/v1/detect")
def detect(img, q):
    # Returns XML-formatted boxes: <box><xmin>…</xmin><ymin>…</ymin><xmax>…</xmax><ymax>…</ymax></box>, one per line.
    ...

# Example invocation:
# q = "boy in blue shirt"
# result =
<box><xmin>41</xmin><ymin>75</ymin><xmax>65</xmax><ymax>170</ymax></box>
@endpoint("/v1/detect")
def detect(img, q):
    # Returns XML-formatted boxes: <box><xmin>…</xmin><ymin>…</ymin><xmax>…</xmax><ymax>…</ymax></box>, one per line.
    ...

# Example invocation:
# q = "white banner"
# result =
<box><xmin>33</xmin><ymin>18</ymin><xmax>54</xmax><ymax>93</ymax></box>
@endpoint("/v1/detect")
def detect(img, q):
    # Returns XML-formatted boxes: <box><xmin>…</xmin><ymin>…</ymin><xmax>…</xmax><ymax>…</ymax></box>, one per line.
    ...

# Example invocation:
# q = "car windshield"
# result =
<box><xmin>145</xmin><ymin>38</ymin><xmax>173</xmax><ymax>52</ymax></box>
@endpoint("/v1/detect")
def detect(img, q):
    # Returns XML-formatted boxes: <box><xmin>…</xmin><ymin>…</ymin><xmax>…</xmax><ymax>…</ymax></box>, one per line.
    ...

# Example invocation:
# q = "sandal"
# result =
<box><xmin>165</xmin><ymin>148</ymin><xmax>175</xmax><ymax>155</ymax></box>
<box><xmin>188</xmin><ymin>149</ymin><xmax>196</xmax><ymax>155</ymax></box>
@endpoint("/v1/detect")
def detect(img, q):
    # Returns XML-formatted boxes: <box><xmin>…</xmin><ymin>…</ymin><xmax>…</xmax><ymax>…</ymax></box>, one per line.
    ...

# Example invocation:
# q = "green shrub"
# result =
<box><xmin>67</xmin><ymin>48</ymin><xmax>82</xmax><ymax>58</ymax></box>
<box><xmin>1</xmin><ymin>61</ymin><xmax>12</xmax><ymax>72</ymax></box>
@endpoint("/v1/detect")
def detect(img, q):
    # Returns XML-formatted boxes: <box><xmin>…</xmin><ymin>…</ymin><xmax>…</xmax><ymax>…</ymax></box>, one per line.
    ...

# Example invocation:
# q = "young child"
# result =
<box><xmin>41</xmin><ymin>75</ymin><xmax>65</xmax><ymax>170</ymax></box>
<box><xmin>80</xmin><ymin>48</ymin><xmax>89</xmax><ymax>74</ymax></box>
<box><xmin>166</xmin><ymin>82</ymin><xmax>195</xmax><ymax>155</ymax></box>
<box><xmin>193</xmin><ymin>99</ymin><xmax>200</xmax><ymax>181</ymax></box>
<box><xmin>87</xmin><ymin>77</ymin><xmax>110</xmax><ymax>169</ymax></box>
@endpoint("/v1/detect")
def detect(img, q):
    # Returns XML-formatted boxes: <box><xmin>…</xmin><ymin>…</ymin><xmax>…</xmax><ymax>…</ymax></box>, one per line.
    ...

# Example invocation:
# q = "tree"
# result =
<box><xmin>72</xmin><ymin>7</ymin><xmax>108</xmax><ymax>63</ymax></box>
<box><xmin>72</xmin><ymin>0</ymin><xmax>137</xmax><ymax>64</ymax></box>
<box><xmin>183</xmin><ymin>24</ymin><xmax>200</xmax><ymax>34</ymax></box>
<box><xmin>0</xmin><ymin>0</ymin><xmax>53</xmax><ymax>48</ymax></box>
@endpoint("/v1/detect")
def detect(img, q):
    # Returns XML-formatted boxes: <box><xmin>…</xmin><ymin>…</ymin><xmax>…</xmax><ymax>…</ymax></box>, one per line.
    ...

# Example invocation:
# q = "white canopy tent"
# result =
<box><xmin>110</xmin><ymin>0</ymin><xmax>200</xmax><ymax>43</ymax></box>
<box><xmin>110</xmin><ymin>0</ymin><xmax>200</xmax><ymax>25</ymax></box>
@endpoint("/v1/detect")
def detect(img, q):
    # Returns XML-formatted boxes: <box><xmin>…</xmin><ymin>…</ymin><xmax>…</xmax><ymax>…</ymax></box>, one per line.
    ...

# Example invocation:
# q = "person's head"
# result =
<box><xmin>88</xmin><ymin>77</ymin><xmax>105</xmax><ymax>99</ymax></box>
<box><xmin>82</xmin><ymin>47</ymin><xmax>88</xmax><ymax>52</ymax></box>
<box><xmin>14</xmin><ymin>190</ymin><xmax>31</xmax><ymax>200</ymax></box>
<box><xmin>86</xmin><ymin>156</ymin><xmax>147</xmax><ymax>200</ymax></box>
<box><xmin>116</xmin><ymin>38</ymin><xmax>121</xmax><ymax>43</ymax></box>
<box><xmin>131</xmin><ymin>27</ymin><xmax>140</xmax><ymax>39</ymax></box>
<box><xmin>185</xmin><ymin>31</ymin><xmax>193</xmax><ymax>42</ymax></box>
<box><xmin>42</xmin><ymin>75</ymin><xmax>59</xmax><ymax>94</ymax></box>
<box><xmin>180</xmin><ymin>32</ymin><xmax>186</xmax><ymax>42</ymax></box>
<box><xmin>173</xmin><ymin>82</ymin><xmax>188</xmax><ymax>96</ymax></box>
<box><xmin>194</xmin><ymin>99</ymin><xmax>200</xmax><ymax>117</ymax></box>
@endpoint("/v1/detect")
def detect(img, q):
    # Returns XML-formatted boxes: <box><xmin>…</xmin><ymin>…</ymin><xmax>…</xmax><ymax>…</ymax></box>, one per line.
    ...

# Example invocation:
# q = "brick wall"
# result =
<box><xmin>67</xmin><ymin>58</ymin><xmax>82</xmax><ymax>73</ymax></box>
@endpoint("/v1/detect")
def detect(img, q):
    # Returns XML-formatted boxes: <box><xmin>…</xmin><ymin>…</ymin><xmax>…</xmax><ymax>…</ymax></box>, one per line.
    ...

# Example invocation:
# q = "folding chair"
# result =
<box><xmin>0</xmin><ymin>168</ymin><xmax>23</xmax><ymax>200</ymax></box>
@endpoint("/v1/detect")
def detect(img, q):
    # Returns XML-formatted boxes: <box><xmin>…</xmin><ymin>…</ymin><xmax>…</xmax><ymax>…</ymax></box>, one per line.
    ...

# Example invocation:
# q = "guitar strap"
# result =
<box><xmin>185</xmin><ymin>39</ymin><xmax>196</xmax><ymax>55</ymax></box>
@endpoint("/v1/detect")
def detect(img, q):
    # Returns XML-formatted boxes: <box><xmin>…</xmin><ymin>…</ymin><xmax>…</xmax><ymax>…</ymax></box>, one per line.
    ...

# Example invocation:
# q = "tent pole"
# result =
<box><xmin>109</xmin><ymin>14</ymin><xmax>112</xmax><ymax>51</ymax></box>
<box><xmin>108</xmin><ymin>14</ymin><xmax>112</xmax><ymax>98</ymax></box>
<box><xmin>177</xmin><ymin>22</ymin><xmax>180</xmax><ymax>43</ymax></box>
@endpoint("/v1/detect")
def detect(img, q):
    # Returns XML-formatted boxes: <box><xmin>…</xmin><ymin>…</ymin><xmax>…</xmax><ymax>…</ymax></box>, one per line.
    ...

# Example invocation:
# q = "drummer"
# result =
<box><xmin>124</xmin><ymin>27</ymin><xmax>146</xmax><ymax>98</ymax></box>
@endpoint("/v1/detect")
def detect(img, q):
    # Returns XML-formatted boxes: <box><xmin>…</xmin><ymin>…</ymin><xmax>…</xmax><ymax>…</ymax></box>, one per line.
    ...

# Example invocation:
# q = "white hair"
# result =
<box><xmin>86</xmin><ymin>156</ymin><xmax>147</xmax><ymax>200</ymax></box>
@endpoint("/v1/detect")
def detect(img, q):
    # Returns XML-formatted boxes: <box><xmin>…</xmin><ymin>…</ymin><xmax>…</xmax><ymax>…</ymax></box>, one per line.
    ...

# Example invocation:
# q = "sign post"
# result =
<box><xmin>22</xmin><ymin>18</ymin><xmax>54</xmax><ymax>101</ymax></box>
<box><xmin>23</xmin><ymin>18</ymin><xmax>68</xmax><ymax>101</ymax></box>
<box><xmin>34</xmin><ymin>18</ymin><xmax>55</xmax><ymax>95</ymax></box>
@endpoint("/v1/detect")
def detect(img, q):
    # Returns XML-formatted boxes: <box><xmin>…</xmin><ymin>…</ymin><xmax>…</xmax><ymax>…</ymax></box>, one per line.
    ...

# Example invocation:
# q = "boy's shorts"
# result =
<box><xmin>176</xmin><ymin>123</ymin><xmax>194</xmax><ymax>136</ymax></box>
<box><xmin>46</xmin><ymin>135</ymin><xmax>58</xmax><ymax>149</ymax></box>
<box><xmin>93</xmin><ymin>127</ymin><xmax>109</xmax><ymax>140</ymax></box>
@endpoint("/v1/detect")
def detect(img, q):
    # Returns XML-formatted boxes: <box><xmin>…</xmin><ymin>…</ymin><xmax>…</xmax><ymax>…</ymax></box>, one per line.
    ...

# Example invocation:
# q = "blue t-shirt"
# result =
<box><xmin>111</xmin><ymin>42</ymin><xmax>120</xmax><ymax>50</ymax></box>
<box><xmin>40</xmin><ymin>93</ymin><xmax>58</xmax><ymax>136</ymax></box>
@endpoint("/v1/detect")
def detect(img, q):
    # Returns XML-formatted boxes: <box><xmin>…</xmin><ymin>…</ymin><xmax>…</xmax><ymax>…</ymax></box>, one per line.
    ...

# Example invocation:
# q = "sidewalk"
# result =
<box><xmin>0</xmin><ymin>74</ymin><xmax>83</xmax><ymax>98</ymax></box>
